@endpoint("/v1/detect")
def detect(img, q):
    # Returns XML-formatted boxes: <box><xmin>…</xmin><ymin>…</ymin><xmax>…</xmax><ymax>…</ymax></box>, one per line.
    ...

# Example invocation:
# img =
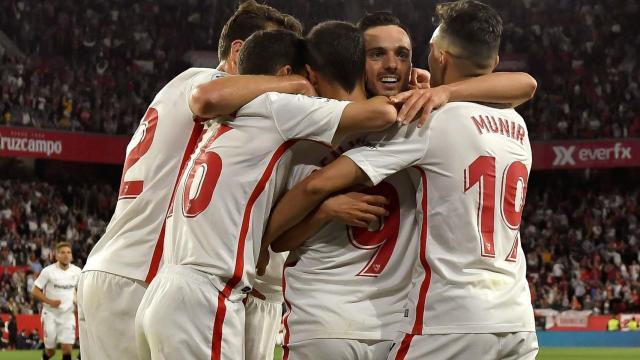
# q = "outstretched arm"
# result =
<box><xmin>446</xmin><ymin>72</ymin><xmax>537</xmax><ymax>107</ymax></box>
<box><xmin>189</xmin><ymin>74</ymin><xmax>315</xmax><ymax>118</ymax></box>
<box><xmin>331</xmin><ymin>96</ymin><xmax>400</xmax><ymax>145</ymax></box>
<box><xmin>392</xmin><ymin>72</ymin><xmax>537</xmax><ymax>126</ymax></box>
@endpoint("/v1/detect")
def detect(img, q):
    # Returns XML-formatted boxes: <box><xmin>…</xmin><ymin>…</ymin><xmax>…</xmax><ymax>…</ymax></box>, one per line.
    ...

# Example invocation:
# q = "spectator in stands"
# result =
<box><xmin>7</xmin><ymin>313</ymin><xmax>17</xmax><ymax>350</ymax></box>
<box><xmin>0</xmin><ymin>0</ymin><xmax>636</xmax><ymax>140</ymax></box>
<box><xmin>16</xmin><ymin>329</ymin><xmax>29</xmax><ymax>350</ymax></box>
<box><xmin>29</xmin><ymin>329</ymin><xmax>39</xmax><ymax>349</ymax></box>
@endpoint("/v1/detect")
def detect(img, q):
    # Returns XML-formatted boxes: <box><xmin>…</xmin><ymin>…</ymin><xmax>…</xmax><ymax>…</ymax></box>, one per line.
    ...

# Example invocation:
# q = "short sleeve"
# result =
<box><xmin>287</xmin><ymin>163</ymin><xmax>319</xmax><ymax>190</ymax></box>
<box><xmin>266</xmin><ymin>93</ymin><xmax>350</xmax><ymax>144</ymax></box>
<box><xmin>33</xmin><ymin>268</ymin><xmax>48</xmax><ymax>290</ymax></box>
<box><xmin>186</xmin><ymin>69</ymin><xmax>228</xmax><ymax>116</ymax></box>
<box><xmin>344</xmin><ymin>121</ymin><xmax>429</xmax><ymax>185</ymax></box>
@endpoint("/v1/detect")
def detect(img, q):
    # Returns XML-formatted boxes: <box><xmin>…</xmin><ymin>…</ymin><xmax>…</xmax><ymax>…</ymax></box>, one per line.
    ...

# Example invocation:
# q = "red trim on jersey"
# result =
<box><xmin>411</xmin><ymin>167</ymin><xmax>432</xmax><ymax>335</ymax></box>
<box><xmin>212</xmin><ymin>123</ymin><xmax>234</xmax><ymax>140</ymax></box>
<box><xmin>394</xmin><ymin>334</ymin><xmax>415</xmax><ymax>360</ymax></box>
<box><xmin>144</xmin><ymin>122</ymin><xmax>205</xmax><ymax>283</ymax></box>
<box><xmin>118</xmin><ymin>181</ymin><xmax>144</xmax><ymax>199</ymax></box>
<box><xmin>211</xmin><ymin>292</ymin><xmax>227</xmax><ymax>360</ymax></box>
<box><xmin>218</xmin><ymin>140</ymin><xmax>298</xmax><ymax>298</ymax></box>
<box><xmin>281</xmin><ymin>260</ymin><xmax>298</xmax><ymax>360</ymax></box>
<box><xmin>212</xmin><ymin>140</ymin><xmax>297</xmax><ymax>356</ymax></box>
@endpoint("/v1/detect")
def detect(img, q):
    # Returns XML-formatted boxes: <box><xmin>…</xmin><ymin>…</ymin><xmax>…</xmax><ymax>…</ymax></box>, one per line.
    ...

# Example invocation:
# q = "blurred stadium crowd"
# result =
<box><xmin>524</xmin><ymin>170</ymin><xmax>640</xmax><ymax>315</ymax></box>
<box><xmin>1</xmin><ymin>0</ymin><xmax>639</xmax><ymax>139</ymax></box>
<box><xmin>0</xmin><ymin>179</ymin><xmax>115</xmax><ymax>315</ymax></box>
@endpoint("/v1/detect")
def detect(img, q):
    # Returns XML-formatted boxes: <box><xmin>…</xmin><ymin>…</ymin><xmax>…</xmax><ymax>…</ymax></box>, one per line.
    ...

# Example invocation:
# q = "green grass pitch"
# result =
<box><xmin>0</xmin><ymin>347</ymin><xmax>638</xmax><ymax>359</ymax></box>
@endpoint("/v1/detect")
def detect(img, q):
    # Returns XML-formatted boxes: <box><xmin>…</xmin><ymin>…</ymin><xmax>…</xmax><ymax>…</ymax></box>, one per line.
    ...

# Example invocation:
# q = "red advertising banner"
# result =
<box><xmin>0</xmin><ymin>313</ymin><xmax>43</xmax><ymax>337</ymax></box>
<box><xmin>532</xmin><ymin>139</ymin><xmax>640</xmax><ymax>170</ymax></box>
<box><xmin>0</xmin><ymin>126</ymin><xmax>129</xmax><ymax>164</ymax></box>
<box><xmin>2</xmin><ymin>126</ymin><xmax>640</xmax><ymax>170</ymax></box>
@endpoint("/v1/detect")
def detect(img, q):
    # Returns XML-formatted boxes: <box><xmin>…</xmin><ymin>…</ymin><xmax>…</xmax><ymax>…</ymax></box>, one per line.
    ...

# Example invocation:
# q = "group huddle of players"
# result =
<box><xmin>64</xmin><ymin>0</ymin><xmax>540</xmax><ymax>359</ymax></box>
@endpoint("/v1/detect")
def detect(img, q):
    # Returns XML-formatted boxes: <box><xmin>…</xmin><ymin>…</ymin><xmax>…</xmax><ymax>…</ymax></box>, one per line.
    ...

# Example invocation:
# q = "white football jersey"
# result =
<box><xmin>344</xmin><ymin>102</ymin><xmax>535</xmax><ymax>334</ymax></box>
<box><xmin>83</xmin><ymin>68</ymin><xmax>226</xmax><ymax>282</ymax></box>
<box><xmin>282</xmin><ymin>139</ymin><xmax>420</xmax><ymax>343</ymax></box>
<box><xmin>34</xmin><ymin>263</ymin><xmax>82</xmax><ymax>314</ymax></box>
<box><xmin>165</xmin><ymin>92</ymin><xmax>349</xmax><ymax>301</ymax></box>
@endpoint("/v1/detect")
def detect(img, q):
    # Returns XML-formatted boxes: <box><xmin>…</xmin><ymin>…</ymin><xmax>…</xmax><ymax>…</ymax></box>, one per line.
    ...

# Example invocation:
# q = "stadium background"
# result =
<box><xmin>0</xmin><ymin>0</ymin><xmax>639</xmax><ymax>358</ymax></box>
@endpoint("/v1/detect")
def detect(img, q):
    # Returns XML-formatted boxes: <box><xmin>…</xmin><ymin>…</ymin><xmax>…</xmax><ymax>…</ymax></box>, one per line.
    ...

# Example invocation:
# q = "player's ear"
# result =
<box><xmin>275</xmin><ymin>65</ymin><xmax>293</xmax><ymax>76</ymax></box>
<box><xmin>491</xmin><ymin>55</ymin><xmax>499</xmax><ymax>72</ymax></box>
<box><xmin>305</xmin><ymin>64</ymin><xmax>319</xmax><ymax>87</ymax></box>
<box><xmin>228</xmin><ymin>40</ymin><xmax>244</xmax><ymax>74</ymax></box>
<box><xmin>439</xmin><ymin>49</ymin><xmax>448</xmax><ymax>65</ymax></box>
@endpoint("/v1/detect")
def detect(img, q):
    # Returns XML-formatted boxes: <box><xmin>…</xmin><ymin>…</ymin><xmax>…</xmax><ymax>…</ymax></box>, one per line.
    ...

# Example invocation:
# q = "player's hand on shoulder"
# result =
<box><xmin>289</xmin><ymin>75</ymin><xmax>317</xmax><ymax>97</ymax></box>
<box><xmin>390</xmin><ymin>85</ymin><xmax>451</xmax><ymax>128</ymax></box>
<box><xmin>320</xmin><ymin>192</ymin><xmax>389</xmax><ymax>228</ymax></box>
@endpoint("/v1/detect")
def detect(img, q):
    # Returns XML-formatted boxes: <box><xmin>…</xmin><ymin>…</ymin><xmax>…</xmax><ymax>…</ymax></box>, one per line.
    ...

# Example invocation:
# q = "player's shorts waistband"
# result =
<box><xmin>158</xmin><ymin>264</ymin><xmax>245</xmax><ymax>302</ymax></box>
<box><xmin>81</xmin><ymin>269</ymin><xmax>148</xmax><ymax>288</ymax></box>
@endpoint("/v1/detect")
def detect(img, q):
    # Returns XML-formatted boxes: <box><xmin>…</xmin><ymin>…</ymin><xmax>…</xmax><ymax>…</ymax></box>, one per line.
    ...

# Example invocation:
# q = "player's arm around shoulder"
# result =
<box><xmin>446</xmin><ymin>72</ymin><xmax>537</xmax><ymax>108</ymax></box>
<box><xmin>189</xmin><ymin>74</ymin><xmax>314</xmax><ymax>119</ymax></box>
<box><xmin>270</xmin><ymin>190</ymin><xmax>389</xmax><ymax>253</ymax></box>
<box><xmin>334</xmin><ymin>96</ymin><xmax>398</xmax><ymax>141</ymax></box>
<box><xmin>262</xmin><ymin>156</ymin><xmax>371</xmax><ymax>251</ymax></box>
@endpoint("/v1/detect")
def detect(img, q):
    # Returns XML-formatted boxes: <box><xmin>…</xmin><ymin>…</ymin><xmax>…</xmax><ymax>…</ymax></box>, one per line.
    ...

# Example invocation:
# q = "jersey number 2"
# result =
<box><xmin>118</xmin><ymin>108</ymin><xmax>158</xmax><ymax>199</ymax></box>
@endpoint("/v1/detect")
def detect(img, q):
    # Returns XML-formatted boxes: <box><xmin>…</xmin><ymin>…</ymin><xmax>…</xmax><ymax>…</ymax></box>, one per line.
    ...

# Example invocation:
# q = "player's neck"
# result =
<box><xmin>324</xmin><ymin>82</ymin><xmax>367</xmax><ymax>102</ymax></box>
<box><xmin>216</xmin><ymin>61</ymin><xmax>235</xmax><ymax>75</ymax></box>
<box><xmin>57</xmin><ymin>262</ymin><xmax>69</xmax><ymax>270</ymax></box>
<box><xmin>443</xmin><ymin>72</ymin><xmax>473</xmax><ymax>86</ymax></box>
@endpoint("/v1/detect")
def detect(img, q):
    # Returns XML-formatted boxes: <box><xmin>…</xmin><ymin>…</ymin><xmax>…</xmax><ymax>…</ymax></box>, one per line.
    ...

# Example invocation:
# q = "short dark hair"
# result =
<box><xmin>283</xmin><ymin>14</ymin><xmax>304</xmax><ymax>35</ymax></box>
<box><xmin>306</xmin><ymin>21</ymin><xmax>365</xmax><ymax>93</ymax></box>
<box><xmin>435</xmin><ymin>0</ymin><xmax>502</xmax><ymax>68</ymax></box>
<box><xmin>238</xmin><ymin>29</ymin><xmax>307</xmax><ymax>75</ymax></box>
<box><xmin>357</xmin><ymin>11</ymin><xmax>412</xmax><ymax>44</ymax></box>
<box><xmin>218</xmin><ymin>0</ymin><xmax>299</xmax><ymax>61</ymax></box>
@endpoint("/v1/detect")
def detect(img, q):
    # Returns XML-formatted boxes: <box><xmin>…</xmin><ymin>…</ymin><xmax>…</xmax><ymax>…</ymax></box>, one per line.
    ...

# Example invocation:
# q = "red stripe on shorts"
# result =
<box><xmin>211</xmin><ymin>292</ymin><xmax>228</xmax><ymax>360</ymax></box>
<box><xmin>281</xmin><ymin>260</ymin><xmax>298</xmax><ymax>360</ymax></box>
<box><xmin>394</xmin><ymin>334</ymin><xmax>415</xmax><ymax>360</ymax></box>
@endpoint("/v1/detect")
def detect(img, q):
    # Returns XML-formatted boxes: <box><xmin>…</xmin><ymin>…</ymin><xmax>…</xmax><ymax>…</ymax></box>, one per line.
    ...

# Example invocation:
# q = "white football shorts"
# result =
<box><xmin>78</xmin><ymin>270</ymin><xmax>147</xmax><ymax>359</ymax></box>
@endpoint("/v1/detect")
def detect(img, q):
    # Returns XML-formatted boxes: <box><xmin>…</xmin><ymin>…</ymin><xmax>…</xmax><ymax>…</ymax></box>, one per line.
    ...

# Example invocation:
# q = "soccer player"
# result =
<box><xmin>262</xmin><ymin>2</ymin><xmax>538</xmax><ymax>359</ymax></box>
<box><xmin>261</xmin><ymin>11</ymin><xmax>537</xmax><ymax>360</ymax></box>
<box><xmin>134</xmin><ymin>23</ymin><xmax>402</xmax><ymax>360</ymax></box>
<box><xmin>76</xmin><ymin>1</ymin><xmax>310</xmax><ymax>359</ymax></box>
<box><xmin>32</xmin><ymin>242</ymin><xmax>81</xmax><ymax>360</ymax></box>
